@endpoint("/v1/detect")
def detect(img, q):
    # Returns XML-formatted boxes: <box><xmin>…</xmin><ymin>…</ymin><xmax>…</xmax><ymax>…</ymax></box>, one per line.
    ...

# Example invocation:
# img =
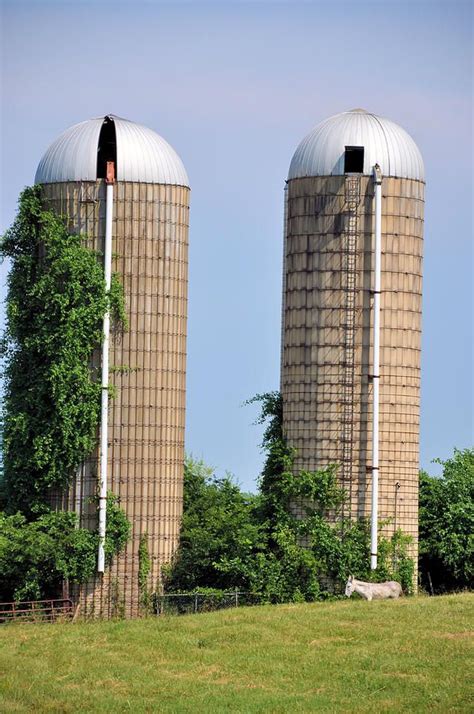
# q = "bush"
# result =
<box><xmin>162</xmin><ymin>458</ymin><xmax>262</xmax><ymax>592</ymax></box>
<box><xmin>419</xmin><ymin>448</ymin><xmax>474</xmax><ymax>592</ymax></box>
<box><xmin>0</xmin><ymin>495</ymin><xmax>130</xmax><ymax>601</ymax></box>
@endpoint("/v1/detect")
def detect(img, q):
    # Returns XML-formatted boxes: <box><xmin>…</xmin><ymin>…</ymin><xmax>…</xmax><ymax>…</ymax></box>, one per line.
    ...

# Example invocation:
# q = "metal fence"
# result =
<box><xmin>0</xmin><ymin>598</ymin><xmax>73</xmax><ymax>624</ymax></box>
<box><xmin>154</xmin><ymin>591</ymin><xmax>262</xmax><ymax>616</ymax></box>
<box><xmin>0</xmin><ymin>592</ymin><xmax>273</xmax><ymax>622</ymax></box>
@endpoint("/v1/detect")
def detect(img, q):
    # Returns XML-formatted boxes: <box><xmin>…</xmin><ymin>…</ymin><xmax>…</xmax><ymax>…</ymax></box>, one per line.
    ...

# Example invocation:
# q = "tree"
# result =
<box><xmin>419</xmin><ymin>448</ymin><xmax>474</xmax><ymax>592</ymax></box>
<box><xmin>163</xmin><ymin>458</ymin><xmax>263</xmax><ymax>592</ymax></box>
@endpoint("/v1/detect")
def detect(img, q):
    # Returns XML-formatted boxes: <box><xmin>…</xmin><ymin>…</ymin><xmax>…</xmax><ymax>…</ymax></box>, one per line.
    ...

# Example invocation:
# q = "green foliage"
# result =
<box><xmin>250</xmin><ymin>392</ymin><xmax>413</xmax><ymax>596</ymax></box>
<box><xmin>0</xmin><ymin>415</ymin><xmax>5</xmax><ymax>508</ymax></box>
<box><xmin>0</xmin><ymin>510</ymin><xmax>94</xmax><ymax>601</ymax></box>
<box><xmin>419</xmin><ymin>448</ymin><xmax>474</xmax><ymax>591</ymax></box>
<box><xmin>103</xmin><ymin>494</ymin><xmax>131</xmax><ymax>564</ymax></box>
<box><xmin>376</xmin><ymin>529</ymin><xmax>415</xmax><ymax>594</ymax></box>
<box><xmin>138</xmin><ymin>533</ymin><xmax>151</xmax><ymax>611</ymax></box>
<box><xmin>0</xmin><ymin>186</ymin><xmax>130</xmax><ymax>601</ymax></box>
<box><xmin>167</xmin><ymin>393</ymin><xmax>414</xmax><ymax>601</ymax></box>
<box><xmin>246</xmin><ymin>391</ymin><xmax>283</xmax><ymax>450</ymax></box>
<box><xmin>0</xmin><ymin>494</ymin><xmax>130</xmax><ymax>601</ymax></box>
<box><xmin>1</xmin><ymin>186</ymin><xmax>125</xmax><ymax>512</ymax></box>
<box><xmin>163</xmin><ymin>458</ymin><xmax>262</xmax><ymax>593</ymax></box>
<box><xmin>110</xmin><ymin>273</ymin><xmax>129</xmax><ymax>332</ymax></box>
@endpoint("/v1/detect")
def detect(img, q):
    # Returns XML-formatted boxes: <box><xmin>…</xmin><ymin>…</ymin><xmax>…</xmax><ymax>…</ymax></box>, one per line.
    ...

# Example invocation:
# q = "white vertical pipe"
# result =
<box><xmin>280</xmin><ymin>183</ymin><xmax>288</xmax><ymax>391</ymax></box>
<box><xmin>371</xmin><ymin>164</ymin><xmax>382</xmax><ymax>570</ymax></box>
<box><xmin>98</xmin><ymin>171</ymin><xmax>114</xmax><ymax>573</ymax></box>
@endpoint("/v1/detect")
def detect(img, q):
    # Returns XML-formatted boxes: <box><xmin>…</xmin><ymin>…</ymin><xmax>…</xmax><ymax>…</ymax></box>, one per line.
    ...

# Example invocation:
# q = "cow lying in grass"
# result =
<box><xmin>345</xmin><ymin>575</ymin><xmax>403</xmax><ymax>601</ymax></box>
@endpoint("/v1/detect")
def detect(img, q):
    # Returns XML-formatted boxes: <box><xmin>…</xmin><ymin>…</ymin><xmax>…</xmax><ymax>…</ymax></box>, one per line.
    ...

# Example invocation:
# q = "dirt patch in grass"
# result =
<box><xmin>437</xmin><ymin>631</ymin><xmax>473</xmax><ymax>640</ymax></box>
<box><xmin>382</xmin><ymin>672</ymin><xmax>427</xmax><ymax>681</ymax></box>
<box><xmin>308</xmin><ymin>636</ymin><xmax>347</xmax><ymax>645</ymax></box>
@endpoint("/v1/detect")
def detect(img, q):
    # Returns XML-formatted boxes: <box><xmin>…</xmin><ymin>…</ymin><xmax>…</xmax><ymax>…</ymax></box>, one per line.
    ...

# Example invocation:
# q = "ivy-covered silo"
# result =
<box><xmin>35</xmin><ymin>114</ymin><xmax>190</xmax><ymax>616</ymax></box>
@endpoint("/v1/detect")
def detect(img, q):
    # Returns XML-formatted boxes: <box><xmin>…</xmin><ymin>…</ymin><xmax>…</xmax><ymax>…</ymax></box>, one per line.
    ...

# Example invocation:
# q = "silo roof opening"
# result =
<box><xmin>288</xmin><ymin>108</ymin><xmax>424</xmax><ymax>181</ymax></box>
<box><xmin>344</xmin><ymin>146</ymin><xmax>364</xmax><ymax>173</ymax></box>
<box><xmin>97</xmin><ymin>116</ymin><xmax>117</xmax><ymax>179</ymax></box>
<box><xmin>35</xmin><ymin>114</ymin><xmax>189</xmax><ymax>186</ymax></box>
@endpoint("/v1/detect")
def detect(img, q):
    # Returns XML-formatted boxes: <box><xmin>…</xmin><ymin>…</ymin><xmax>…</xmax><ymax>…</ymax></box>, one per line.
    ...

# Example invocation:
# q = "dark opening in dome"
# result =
<box><xmin>97</xmin><ymin>116</ymin><xmax>116</xmax><ymax>178</ymax></box>
<box><xmin>344</xmin><ymin>146</ymin><xmax>364</xmax><ymax>173</ymax></box>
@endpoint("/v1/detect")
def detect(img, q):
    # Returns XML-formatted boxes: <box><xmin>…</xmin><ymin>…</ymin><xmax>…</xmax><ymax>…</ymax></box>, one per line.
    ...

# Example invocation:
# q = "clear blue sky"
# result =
<box><xmin>1</xmin><ymin>0</ymin><xmax>472</xmax><ymax>491</ymax></box>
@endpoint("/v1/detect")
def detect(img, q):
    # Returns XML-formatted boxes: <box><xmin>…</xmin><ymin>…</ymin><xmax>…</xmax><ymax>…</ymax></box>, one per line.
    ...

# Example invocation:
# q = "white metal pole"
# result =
<box><xmin>98</xmin><ymin>162</ymin><xmax>115</xmax><ymax>573</ymax></box>
<box><xmin>280</xmin><ymin>183</ymin><xmax>288</xmax><ymax>391</ymax></box>
<box><xmin>371</xmin><ymin>164</ymin><xmax>382</xmax><ymax>570</ymax></box>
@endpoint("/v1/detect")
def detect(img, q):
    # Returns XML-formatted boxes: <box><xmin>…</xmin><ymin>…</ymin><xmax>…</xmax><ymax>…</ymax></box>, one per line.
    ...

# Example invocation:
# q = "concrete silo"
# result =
<box><xmin>281</xmin><ymin>109</ymin><xmax>424</xmax><ymax>570</ymax></box>
<box><xmin>35</xmin><ymin>115</ymin><xmax>190</xmax><ymax>616</ymax></box>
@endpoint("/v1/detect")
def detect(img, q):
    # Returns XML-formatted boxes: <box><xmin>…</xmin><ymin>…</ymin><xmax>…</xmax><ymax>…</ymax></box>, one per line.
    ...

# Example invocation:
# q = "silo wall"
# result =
<box><xmin>42</xmin><ymin>180</ymin><xmax>190</xmax><ymax>617</ymax></box>
<box><xmin>281</xmin><ymin>174</ymin><xmax>424</xmax><ymax>564</ymax></box>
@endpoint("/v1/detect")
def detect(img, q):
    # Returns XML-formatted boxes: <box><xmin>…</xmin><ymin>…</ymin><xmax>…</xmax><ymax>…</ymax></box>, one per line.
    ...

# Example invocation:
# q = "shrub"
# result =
<box><xmin>419</xmin><ymin>448</ymin><xmax>474</xmax><ymax>591</ymax></box>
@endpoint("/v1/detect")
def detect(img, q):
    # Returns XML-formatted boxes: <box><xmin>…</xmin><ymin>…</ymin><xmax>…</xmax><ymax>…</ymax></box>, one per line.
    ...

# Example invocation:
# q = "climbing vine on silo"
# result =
<box><xmin>138</xmin><ymin>533</ymin><xmax>152</xmax><ymax>611</ymax></box>
<box><xmin>0</xmin><ymin>185</ymin><xmax>131</xmax><ymax>600</ymax></box>
<box><xmin>1</xmin><ymin>185</ymin><xmax>127</xmax><ymax>513</ymax></box>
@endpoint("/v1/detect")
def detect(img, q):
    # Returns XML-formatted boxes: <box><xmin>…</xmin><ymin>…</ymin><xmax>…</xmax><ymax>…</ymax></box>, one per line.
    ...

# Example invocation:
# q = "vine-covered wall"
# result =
<box><xmin>0</xmin><ymin>186</ymin><xmax>130</xmax><ymax>602</ymax></box>
<box><xmin>37</xmin><ymin>178</ymin><xmax>190</xmax><ymax>617</ymax></box>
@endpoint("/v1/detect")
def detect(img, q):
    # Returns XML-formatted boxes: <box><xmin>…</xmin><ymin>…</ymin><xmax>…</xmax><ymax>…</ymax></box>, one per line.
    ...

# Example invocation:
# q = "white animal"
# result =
<box><xmin>345</xmin><ymin>575</ymin><xmax>403</xmax><ymax>601</ymax></box>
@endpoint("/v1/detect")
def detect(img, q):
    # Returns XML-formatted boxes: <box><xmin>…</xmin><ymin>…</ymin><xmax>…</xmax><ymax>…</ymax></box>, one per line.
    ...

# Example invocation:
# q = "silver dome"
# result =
<box><xmin>289</xmin><ymin>109</ymin><xmax>424</xmax><ymax>181</ymax></box>
<box><xmin>35</xmin><ymin>114</ymin><xmax>189</xmax><ymax>186</ymax></box>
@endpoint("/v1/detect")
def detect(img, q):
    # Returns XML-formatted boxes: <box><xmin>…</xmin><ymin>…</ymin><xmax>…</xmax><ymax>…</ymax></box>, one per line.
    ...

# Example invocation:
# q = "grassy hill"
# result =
<box><xmin>1</xmin><ymin>593</ymin><xmax>472</xmax><ymax>713</ymax></box>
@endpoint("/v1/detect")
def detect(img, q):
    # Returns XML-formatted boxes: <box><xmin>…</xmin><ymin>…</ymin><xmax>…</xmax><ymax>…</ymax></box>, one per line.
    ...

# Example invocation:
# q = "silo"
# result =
<box><xmin>35</xmin><ymin>115</ymin><xmax>190</xmax><ymax>617</ymax></box>
<box><xmin>281</xmin><ymin>109</ymin><xmax>424</xmax><ymax>570</ymax></box>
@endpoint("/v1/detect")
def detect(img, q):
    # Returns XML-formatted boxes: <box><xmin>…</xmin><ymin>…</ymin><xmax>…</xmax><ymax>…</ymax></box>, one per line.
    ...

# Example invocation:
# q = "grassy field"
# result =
<box><xmin>0</xmin><ymin>594</ymin><xmax>472</xmax><ymax>713</ymax></box>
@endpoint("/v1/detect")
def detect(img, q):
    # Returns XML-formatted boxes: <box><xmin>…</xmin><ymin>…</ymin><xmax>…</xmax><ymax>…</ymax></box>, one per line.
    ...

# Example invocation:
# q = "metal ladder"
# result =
<box><xmin>339</xmin><ymin>175</ymin><xmax>360</xmax><ymax>506</ymax></box>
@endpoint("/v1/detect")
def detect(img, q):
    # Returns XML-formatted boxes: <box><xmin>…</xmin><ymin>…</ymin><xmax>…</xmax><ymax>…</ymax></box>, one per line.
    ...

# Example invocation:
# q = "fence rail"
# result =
<box><xmin>0</xmin><ymin>598</ymin><xmax>73</xmax><ymax>624</ymax></box>
<box><xmin>0</xmin><ymin>592</ymin><xmax>280</xmax><ymax>622</ymax></box>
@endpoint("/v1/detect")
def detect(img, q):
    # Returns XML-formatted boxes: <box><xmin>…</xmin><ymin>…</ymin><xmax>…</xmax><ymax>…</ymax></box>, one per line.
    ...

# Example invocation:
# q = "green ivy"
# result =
<box><xmin>110</xmin><ymin>273</ymin><xmax>129</xmax><ymax>332</ymax></box>
<box><xmin>251</xmin><ymin>392</ymin><xmax>414</xmax><ymax>594</ymax></box>
<box><xmin>376</xmin><ymin>528</ymin><xmax>415</xmax><ymax>594</ymax></box>
<box><xmin>1</xmin><ymin>186</ymin><xmax>125</xmax><ymax>511</ymax></box>
<box><xmin>103</xmin><ymin>493</ymin><xmax>132</xmax><ymax>565</ymax></box>
<box><xmin>138</xmin><ymin>533</ymin><xmax>151</xmax><ymax>611</ymax></box>
<box><xmin>0</xmin><ymin>185</ymin><xmax>131</xmax><ymax>601</ymax></box>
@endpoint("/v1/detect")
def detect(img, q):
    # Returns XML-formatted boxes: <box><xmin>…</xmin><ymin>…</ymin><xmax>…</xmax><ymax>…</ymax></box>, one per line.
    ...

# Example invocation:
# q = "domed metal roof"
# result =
<box><xmin>288</xmin><ymin>109</ymin><xmax>424</xmax><ymax>181</ymax></box>
<box><xmin>35</xmin><ymin>115</ymin><xmax>189</xmax><ymax>186</ymax></box>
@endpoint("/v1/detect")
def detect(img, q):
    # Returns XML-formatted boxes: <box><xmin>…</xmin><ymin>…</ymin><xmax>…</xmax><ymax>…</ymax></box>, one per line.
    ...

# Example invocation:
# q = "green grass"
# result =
<box><xmin>0</xmin><ymin>594</ymin><xmax>473</xmax><ymax>713</ymax></box>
